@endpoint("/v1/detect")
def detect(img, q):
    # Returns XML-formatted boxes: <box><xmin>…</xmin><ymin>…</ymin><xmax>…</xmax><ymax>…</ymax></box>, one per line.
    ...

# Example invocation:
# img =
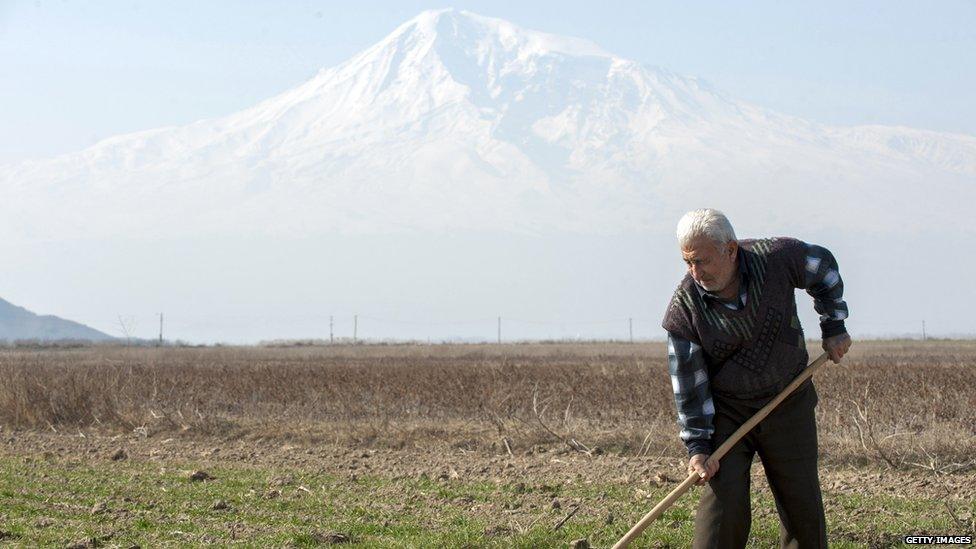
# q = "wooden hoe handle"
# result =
<box><xmin>612</xmin><ymin>352</ymin><xmax>831</xmax><ymax>549</ymax></box>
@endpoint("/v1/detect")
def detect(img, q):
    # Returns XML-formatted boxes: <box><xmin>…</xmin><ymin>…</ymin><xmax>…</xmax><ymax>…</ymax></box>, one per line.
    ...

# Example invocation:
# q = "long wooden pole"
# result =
<box><xmin>612</xmin><ymin>352</ymin><xmax>831</xmax><ymax>548</ymax></box>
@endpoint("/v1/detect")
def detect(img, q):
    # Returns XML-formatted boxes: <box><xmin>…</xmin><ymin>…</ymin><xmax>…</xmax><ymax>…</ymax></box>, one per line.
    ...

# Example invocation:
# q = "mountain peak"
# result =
<box><xmin>386</xmin><ymin>8</ymin><xmax>613</xmax><ymax>60</ymax></box>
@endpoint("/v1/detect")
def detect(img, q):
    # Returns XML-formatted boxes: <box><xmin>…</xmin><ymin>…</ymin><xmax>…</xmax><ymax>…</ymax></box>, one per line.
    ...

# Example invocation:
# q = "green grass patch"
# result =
<box><xmin>0</xmin><ymin>456</ymin><xmax>970</xmax><ymax>547</ymax></box>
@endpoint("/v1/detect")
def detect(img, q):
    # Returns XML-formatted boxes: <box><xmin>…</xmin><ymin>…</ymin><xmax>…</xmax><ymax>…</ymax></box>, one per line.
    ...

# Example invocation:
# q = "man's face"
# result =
<box><xmin>681</xmin><ymin>237</ymin><xmax>739</xmax><ymax>294</ymax></box>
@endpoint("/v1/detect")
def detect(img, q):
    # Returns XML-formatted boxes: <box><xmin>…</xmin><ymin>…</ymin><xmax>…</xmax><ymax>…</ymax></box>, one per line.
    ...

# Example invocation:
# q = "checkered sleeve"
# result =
<box><xmin>667</xmin><ymin>333</ymin><xmax>715</xmax><ymax>456</ymax></box>
<box><xmin>802</xmin><ymin>243</ymin><xmax>849</xmax><ymax>338</ymax></box>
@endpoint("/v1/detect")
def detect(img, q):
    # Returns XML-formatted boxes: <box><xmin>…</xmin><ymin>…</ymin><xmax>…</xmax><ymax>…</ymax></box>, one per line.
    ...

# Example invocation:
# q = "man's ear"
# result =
<box><xmin>727</xmin><ymin>240</ymin><xmax>738</xmax><ymax>258</ymax></box>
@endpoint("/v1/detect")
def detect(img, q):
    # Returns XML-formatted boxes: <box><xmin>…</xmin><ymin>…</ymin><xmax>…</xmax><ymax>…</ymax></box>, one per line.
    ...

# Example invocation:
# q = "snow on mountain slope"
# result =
<box><xmin>828</xmin><ymin>125</ymin><xmax>976</xmax><ymax>176</ymax></box>
<box><xmin>2</xmin><ymin>9</ymin><xmax>975</xmax><ymax>242</ymax></box>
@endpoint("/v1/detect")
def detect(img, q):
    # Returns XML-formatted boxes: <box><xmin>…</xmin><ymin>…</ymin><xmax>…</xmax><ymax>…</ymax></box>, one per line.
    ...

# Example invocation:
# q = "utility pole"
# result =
<box><xmin>922</xmin><ymin>320</ymin><xmax>926</xmax><ymax>341</ymax></box>
<box><xmin>497</xmin><ymin>316</ymin><xmax>501</xmax><ymax>344</ymax></box>
<box><xmin>629</xmin><ymin>317</ymin><xmax>633</xmax><ymax>343</ymax></box>
<box><xmin>354</xmin><ymin>315</ymin><xmax>358</xmax><ymax>343</ymax></box>
<box><xmin>158</xmin><ymin>313</ymin><xmax>163</xmax><ymax>346</ymax></box>
<box><xmin>329</xmin><ymin>315</ymin><xmax>334</xmax><ymax>344</ymax></box>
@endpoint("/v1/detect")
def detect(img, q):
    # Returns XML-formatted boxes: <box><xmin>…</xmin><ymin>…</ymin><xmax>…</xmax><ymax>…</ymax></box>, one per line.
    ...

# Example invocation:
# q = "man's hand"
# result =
<box><xmin>688</xmin><ymin>453</ymin><xmax>719</xmax><ymax>485</ymax></box>
<box><xmin>823</xmin><ymin>332</ymin><xmax>852</xmax><ymax>363</ymax></box>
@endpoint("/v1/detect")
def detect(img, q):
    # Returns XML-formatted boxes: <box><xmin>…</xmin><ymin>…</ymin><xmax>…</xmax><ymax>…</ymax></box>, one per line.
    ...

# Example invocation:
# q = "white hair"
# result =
<box><xmin>676</xmin><ymin>208</ymin><xmax>737</xmax><ymax>248</ymax></box>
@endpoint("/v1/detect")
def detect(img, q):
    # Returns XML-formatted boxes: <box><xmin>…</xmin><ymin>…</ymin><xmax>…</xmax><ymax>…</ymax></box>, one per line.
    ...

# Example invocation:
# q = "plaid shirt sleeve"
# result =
<box><xmin>802</xmin><ymin>243</ymin><xmax>849</xmax><ymax>338</ymax></box>
<box><xmin>667</xmin><ymin>333</ymin><xmax>715</xmax><ymax>456</ymax></box>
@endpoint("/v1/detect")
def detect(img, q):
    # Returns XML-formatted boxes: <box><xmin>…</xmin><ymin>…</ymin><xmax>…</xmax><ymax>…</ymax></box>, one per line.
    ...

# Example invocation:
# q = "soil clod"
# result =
<box><xmin>188</xmin><ymin>470</ymin><xmax>213</xmax><ymax>482</ymax></box>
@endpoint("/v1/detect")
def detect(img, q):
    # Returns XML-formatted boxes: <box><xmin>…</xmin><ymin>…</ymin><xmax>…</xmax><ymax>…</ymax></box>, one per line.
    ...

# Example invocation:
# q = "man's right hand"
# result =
<box><xmin>689</xmin><ymin>453</ymin><xmax>719</xmax><ymax>485</ymax></box>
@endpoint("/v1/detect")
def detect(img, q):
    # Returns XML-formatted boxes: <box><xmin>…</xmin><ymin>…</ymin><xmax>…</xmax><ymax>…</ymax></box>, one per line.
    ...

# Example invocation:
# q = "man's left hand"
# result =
<box><xmin>823</xmin><ymin>333</ymin><xmax>852</xmax><ymax>363</ymax></box>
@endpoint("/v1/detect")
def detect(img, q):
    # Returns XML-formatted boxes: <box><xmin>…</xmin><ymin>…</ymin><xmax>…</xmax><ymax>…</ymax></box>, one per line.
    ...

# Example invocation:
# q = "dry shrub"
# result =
<box><xmin>0</xmin><ymin>341</ymin><xmax>973</xmax><ymax>467</ymax></box>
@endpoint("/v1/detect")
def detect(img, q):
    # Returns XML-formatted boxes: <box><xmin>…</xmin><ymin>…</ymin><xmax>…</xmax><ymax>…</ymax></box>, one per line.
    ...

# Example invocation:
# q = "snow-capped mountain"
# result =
<box><xmin>4</xmin><ymin>8</ymin><xmax>974</xmax><ymax>242</ymax></box>
<box><xmin>3</xmin><ymin>9</ymin><xmax>975</xmax><ymax>342</ymax></box>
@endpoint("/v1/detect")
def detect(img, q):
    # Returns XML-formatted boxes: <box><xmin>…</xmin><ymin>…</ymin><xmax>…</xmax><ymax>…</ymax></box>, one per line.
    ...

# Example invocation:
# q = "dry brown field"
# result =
<box><xmin>0</xmin><ymin>340</ymin><xmax>974</xmax><ymax>547</ymax></box>
<box><xmin>1</xmin><ymin>340</ymin><xmax>974</xmax><ymax>466</ymax></box>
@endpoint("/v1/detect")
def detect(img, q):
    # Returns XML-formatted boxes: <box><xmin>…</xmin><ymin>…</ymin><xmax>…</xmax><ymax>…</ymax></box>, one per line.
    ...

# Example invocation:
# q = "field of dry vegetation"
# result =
<box><xmin>2</xmin><ymin>340</ymin><xmax>974</xmax><ymax>467</ymax></box>
<box><xmin>1</xmin><ymin>340</ymin><xmax>974</xmax><ymax>547</ymax></box>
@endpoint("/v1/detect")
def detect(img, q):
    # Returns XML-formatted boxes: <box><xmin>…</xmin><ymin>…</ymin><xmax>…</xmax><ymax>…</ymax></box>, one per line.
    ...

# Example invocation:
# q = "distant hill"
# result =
<box><xmin>0</xmin><ymin>297</ymin><xmax>114</xmax><ymax>342</ymax></box>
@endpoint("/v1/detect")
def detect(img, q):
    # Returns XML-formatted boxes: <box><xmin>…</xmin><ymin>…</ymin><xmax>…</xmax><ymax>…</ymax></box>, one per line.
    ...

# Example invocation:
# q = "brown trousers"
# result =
<box><xmin>693</xmin><ymin>381</ymin><xmax>827</xmax><ymax>549</ymax></box>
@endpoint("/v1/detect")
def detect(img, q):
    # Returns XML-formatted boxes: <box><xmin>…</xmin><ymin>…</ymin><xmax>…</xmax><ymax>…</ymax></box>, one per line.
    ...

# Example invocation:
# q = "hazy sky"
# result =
<box><xmin>1</xmin><ymin>0</ymin><xmax>974</xmax><ymax>164</ymax></box>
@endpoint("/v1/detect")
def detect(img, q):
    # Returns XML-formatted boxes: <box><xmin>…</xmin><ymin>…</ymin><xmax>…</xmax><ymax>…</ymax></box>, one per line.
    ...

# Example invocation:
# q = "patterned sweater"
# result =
<box><xmin>662</xmin><ymin>238</ymin><xmax>848</xmax><ymax>456</ymax></box>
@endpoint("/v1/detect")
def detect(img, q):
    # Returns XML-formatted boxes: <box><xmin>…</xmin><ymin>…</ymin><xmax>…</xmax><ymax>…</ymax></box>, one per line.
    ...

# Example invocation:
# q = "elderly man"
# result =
<box><xmin>662</xmin><ymin>208</ymin><xmax>852</xmax><ymax>549</ymax></box>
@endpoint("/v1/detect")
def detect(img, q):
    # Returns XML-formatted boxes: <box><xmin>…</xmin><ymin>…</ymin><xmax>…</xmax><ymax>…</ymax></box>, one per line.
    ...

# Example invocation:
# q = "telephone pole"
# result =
<box><xmin>158</xmin><ymin>313</ymin><xmax>163</xmax><ymax>346</ymax></box>
<box><xmin>629</xmin><ymin>317</ymin><xmax>633</xmax><ymax>343</ymax></box>
<box><xmin>497</xmin><ymin>316</ymin><xmax>501</xmax><ymax>344</ymax></box>
<box><xmin>329</xmin><ymin>315</ymin><xmax>334</xmax><ymax>344</ymax></box>
<box><xmin>353</xmin><ymin>315</ymin><xmax>358</xmax><ymax>343</ymax></box>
